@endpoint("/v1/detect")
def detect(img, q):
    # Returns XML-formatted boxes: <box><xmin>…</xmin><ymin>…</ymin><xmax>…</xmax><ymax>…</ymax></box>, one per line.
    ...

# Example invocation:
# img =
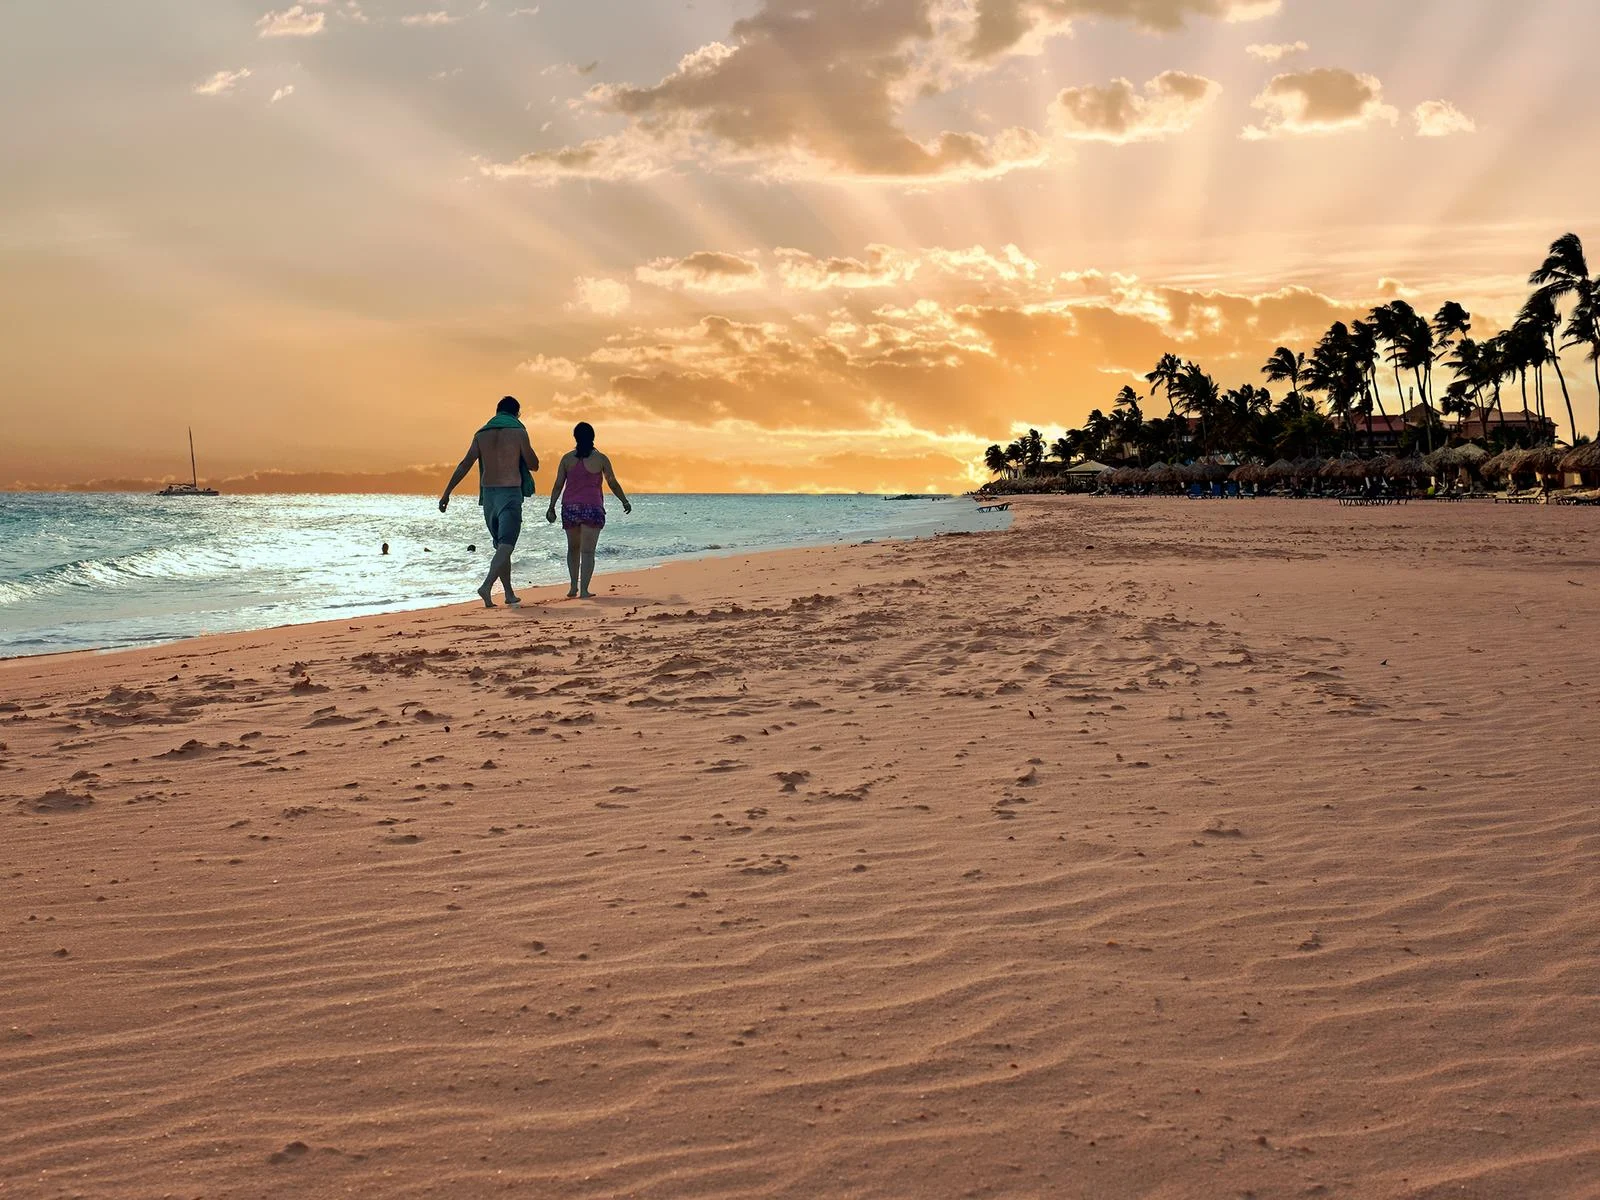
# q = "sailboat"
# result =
<box><xmin>157</xmin><ymin>428</ymin><xmax>220</xmax><ymax>497</ymax></box>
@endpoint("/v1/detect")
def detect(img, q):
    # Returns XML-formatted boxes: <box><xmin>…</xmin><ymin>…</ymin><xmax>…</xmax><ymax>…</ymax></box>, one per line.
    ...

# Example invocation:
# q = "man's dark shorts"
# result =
<box><xmin>482</xmin><ymin>487</ymin><xmax>524</xmax><ymax>549</ymax></box>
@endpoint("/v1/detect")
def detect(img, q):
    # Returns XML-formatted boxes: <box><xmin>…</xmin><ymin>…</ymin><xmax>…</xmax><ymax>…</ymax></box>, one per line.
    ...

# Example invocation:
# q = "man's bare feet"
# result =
<box><xmin>504</xmin><ymin>595</ymin><xmax>521</xmax><ymax>608</ymax></box>
<box><xmin>579</xmin><ymin>590</ymin><xmax>594</xmax><ymax>599</ymax></box>
<box><xmin>566</xmin><ymin>587</ymin><xmax>579</xmax><ymax>599</ymax></box>
<box><xmin>477</xmin><ymin>584</ymin><xmax>497</xmax><ymax>609</ymax></box>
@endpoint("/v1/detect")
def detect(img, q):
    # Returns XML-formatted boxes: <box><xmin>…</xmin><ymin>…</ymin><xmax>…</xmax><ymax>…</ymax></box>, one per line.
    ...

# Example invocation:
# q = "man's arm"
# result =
<box><xmin>438</xmin><ymin>438</ymin><xmax>480</xmax><ymax>513</ymax></box>
<box><xmin>520</xmin><ymin>430</ymin><xmax>539</xmax><ymax>475</ymax></box>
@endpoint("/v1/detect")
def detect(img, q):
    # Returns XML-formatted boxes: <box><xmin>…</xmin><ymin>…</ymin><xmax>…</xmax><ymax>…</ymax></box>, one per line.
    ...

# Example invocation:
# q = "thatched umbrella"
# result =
<box><xmin>1455</xmin><ymin>443</ymin><xmax>1489</xmax><ymax>467</ymax></box>
<box><xmin>1480</xmin><ymin>449</ymin><xmax>1528</xmax><ymax>480</ymax></box>
<box><xmin>1424</xmin><ymin>446</ymin><xmax>1458</xmax><ymax>473</ymax></box>
<box><xmin>1560</xmin><ymin>442</ymin><xmax>1600</xmax><ymax>473</ymax></box>
<box><xmin>1318</xmin><ymin>458</ymin><xmax>1348</xmax><ymax>479</ymax></box>
<box><xmin>1263</xmin><ymin>458</ymin><xmax>1296</xmax><ymax>480</ymax></box>
<box><xmin>1293</xmin><ymin>457</ymin><xmax>1326</xmax><ymax>479</ymax></box>
<box><xmin>1388</xmin><ymin>455</ymin><xmax>1430</xmax><ymax>480</ymax></box>
<box><xmin>1147</xmin><ymin>463</ymin><xmax>1178</xmax><ymax>488</ymax></box>
<box><xmin>1229</xmin><ymin>464</ymin><xmax>1254</xmax><ymax>483</ymax></box>
<box><xmin>1328</xmin><ymin>457</ymin><xmax>1363</xmax><ymax>480</ymax></box>
<box><xmin>1525</xmin><ymin>444</ymin><xmax>1569</xmax><ymax>475</ymax></box>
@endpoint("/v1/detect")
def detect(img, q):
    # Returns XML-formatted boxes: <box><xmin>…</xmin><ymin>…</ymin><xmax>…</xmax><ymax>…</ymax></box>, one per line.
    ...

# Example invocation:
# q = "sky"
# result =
<box><xmin>3</xmin><ymin>0</ymin><xmax>1598</xmax><ymax>493</ymax></box>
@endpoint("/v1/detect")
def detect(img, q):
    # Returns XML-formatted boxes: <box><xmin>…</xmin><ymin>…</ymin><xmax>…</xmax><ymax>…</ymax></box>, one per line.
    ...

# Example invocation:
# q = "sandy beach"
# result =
<box><xmin>3</xmin><ymin>497</ymin><xmax>1598</xmax><ymax>1199</ymax></box>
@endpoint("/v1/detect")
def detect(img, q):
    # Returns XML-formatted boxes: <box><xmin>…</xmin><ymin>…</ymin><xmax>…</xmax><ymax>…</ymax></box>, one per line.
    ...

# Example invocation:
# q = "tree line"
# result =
<box><xmin>985</xmin><ymin>233</ymin><xmax>1600</xmax><ymax>477</ymax></box>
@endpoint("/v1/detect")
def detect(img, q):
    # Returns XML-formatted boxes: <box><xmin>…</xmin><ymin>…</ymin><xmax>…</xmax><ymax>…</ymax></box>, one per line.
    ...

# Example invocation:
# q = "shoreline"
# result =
<box><xmin>0</xmin><ymin>531</ymin><xmax>944</xmax><ymax>675</ymax></box>
<box><xmin>0</xmin><ymin>494</ymin><xmax>1007</xmax><ymax>663</ymax></box>
<box><xmin>4</xmin><ymin>496</ymin><xmax>1597</xmax><ymax>1197</ymax></box>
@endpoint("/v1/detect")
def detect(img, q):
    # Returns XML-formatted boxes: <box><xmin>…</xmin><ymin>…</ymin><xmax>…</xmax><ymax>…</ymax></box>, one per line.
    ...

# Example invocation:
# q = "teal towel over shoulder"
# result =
<box><xmin>476</xmin><ymin>414</ymin><xmax>535</xmax><ymax>504</ymax></box>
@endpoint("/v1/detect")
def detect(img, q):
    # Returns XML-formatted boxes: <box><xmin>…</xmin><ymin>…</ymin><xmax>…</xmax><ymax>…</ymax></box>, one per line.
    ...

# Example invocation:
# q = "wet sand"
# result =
<box><xmin>2</xmin><ymin>497</ymin><xmax>1598</xmax><ymax>1199</ymax></box>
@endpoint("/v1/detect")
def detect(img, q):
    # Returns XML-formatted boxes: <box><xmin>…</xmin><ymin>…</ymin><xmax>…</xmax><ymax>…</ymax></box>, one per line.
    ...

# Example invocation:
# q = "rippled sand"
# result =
<box><xmin>3</xmin><ymin>497</ymin><xmax>1597</xmax><ymax>1198</ymax></box>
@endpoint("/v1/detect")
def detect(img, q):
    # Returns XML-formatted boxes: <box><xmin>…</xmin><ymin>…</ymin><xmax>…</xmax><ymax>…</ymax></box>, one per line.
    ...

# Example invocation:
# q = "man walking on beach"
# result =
<box><xmin>439</xmin><ymin>397</ymin><xmax>538</xmax><ymax>608</ymax></box>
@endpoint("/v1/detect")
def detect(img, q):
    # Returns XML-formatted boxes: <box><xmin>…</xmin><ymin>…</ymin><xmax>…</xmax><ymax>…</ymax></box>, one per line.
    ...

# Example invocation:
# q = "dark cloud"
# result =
<box><xmin>1245</xmin><ymin>67</ymin><xmax>1398</xmax><ymax>139</ymax></box>
<box><xmin>1053</xmin><ymin>70</ymin><xmax>1220</xmax><ymax>142</ymax></box>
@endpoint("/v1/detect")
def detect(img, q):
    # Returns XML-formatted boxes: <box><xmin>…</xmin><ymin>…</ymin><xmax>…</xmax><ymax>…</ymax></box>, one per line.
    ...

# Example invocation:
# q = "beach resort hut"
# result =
<box><xmin>1524</xmin><ymin>444</ymin><xmax>1569</xmax><ymax>485</ymax></box>
<box><xmin>1482</xmin><ymin>448</ymin><xmax>1537</xmax><ymax>492</ymax></box>
<box><xmin>1559</xmin><ymin>442</ymin><xmax>1600</xmax><ymax>488</ymax></box>
<box><xmin>1061</xmin><ymin>460</ymin><xmax>1113</xmax><ymax>492</ymax></box>
<box><xmin>1147</xmin><ymin>463</ymin><xmax>1180</xmax><ymax>492</ymax></box>
<box><xmin>1388</xmin><ymin>455</ymin><xmax>1430</xmax><ymax>482</ymax></box>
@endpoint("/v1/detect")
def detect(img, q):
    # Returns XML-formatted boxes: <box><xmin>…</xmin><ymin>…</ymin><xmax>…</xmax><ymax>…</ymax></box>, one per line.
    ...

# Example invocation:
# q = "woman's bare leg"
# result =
<box><xmin>564</xmin><ymin>526</ymin><xmax>582</xmax><ymax>598</ymax></box>
<box><xmin>579</xmin><ymin>524</ymin><xmax>602</xmax><ymax>597</ymax></box>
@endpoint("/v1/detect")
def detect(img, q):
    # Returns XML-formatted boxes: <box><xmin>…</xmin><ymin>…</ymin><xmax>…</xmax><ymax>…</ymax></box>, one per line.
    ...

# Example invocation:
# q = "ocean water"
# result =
<box><xmin>0</xmin><ymin>493</ymin><xmax>1005</xmax><ymax>658</ymax></box>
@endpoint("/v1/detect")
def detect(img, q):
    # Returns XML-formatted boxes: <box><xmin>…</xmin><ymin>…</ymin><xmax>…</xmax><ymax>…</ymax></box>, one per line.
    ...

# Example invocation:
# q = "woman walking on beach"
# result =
<box><xmin>546</xmin><ymin>422</ymin><xmax>631</xmax><ymax>598</ymax></box>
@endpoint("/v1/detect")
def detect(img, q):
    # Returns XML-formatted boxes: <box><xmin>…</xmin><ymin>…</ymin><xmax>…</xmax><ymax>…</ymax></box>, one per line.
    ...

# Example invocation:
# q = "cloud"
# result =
<box><xmin>193</xmin><ymin>69</ymin><xmax>252</xmax><ymax>97</ymax></box>
<box><xmin>270</xmin><ymin>85</ymin><xmax>296</xmax><ymax>103</ymax></box>
<box><xmin>1245</xmin><ymin>40</ymin><xmax>1307</xmax><ymax>62</ymax></box>
<box><xmin>400</xmin><ymin>10</ymin><xmax>457</xmax><ymax>25</ymax></box>
<box><xmin>773</xmin><ymin>244</ymin><xmax>1045</xmax><ymax>292</ymax></box>
<box><xmin>570</xmin><ymin>276</ymin><xmax>632</xmax><ymax>316</ymax></box>
<box><xmin>1243</xmin><ymin>68</ymin><xmax>1398</xmax><ymax>139</ymax></box>
<box><xmin>637</xmin><ymin>252</ymin><xmax>766</xmax><ymax>293</ymax></box>
<box><xmin>968</xmin><ymin>0</ymin><xmax>1279</xmax><ymax>59</ymax></box>
<box><xmin>257</xmin><ymin>5</ymin><xmax>326</xmax><ymax>36</ymax></box>
<box><xmin>1052</xmin><ymin>71</ymin><xmax>1221</xmax><ymax>143</ymax></box>
<box><xmin>1413</xmin><ymin>99</ymin><xmax>1476</xmax><ymax>138</ymax></box>
<box><xmin>485</xmin><ymin>1</ymin><xmax>1050</xmax><ymax>183</ymax></box>
<box><xmin>541</xmin><ymin>242</ymin><xmax>1371</xmax><ymax>449</ymax></box>
<box><xmin>517</xmin><ymin>354</ymin><xmax>583</xmax><ymax>381</ymax></box>
<box><xmin>479</xmin><ymin>133</ymin><xmax>669</xmax><ymax>184</ymax></box>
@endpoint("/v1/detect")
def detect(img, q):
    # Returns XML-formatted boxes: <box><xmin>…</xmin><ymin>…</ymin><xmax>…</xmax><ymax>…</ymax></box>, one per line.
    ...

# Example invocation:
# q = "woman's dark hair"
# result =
<box><xmin>573</xmin><ymin>422</ymin><xmax>596</xmax><ymax>460</ymax></box>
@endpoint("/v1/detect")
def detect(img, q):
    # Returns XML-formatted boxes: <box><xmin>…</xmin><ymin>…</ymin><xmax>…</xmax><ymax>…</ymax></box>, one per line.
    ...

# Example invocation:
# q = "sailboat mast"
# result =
<box><xmin>189</xmin><ymin>427</ymin><xmax>198</xmax><ymax>489</ymax></box>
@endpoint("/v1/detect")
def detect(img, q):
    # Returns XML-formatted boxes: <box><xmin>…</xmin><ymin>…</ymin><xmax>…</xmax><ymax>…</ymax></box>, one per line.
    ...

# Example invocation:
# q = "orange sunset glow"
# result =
<box><xmin>4</xmin><ymin>0</ymin><xmax>1598</xmax><ymax>493</ymax></box>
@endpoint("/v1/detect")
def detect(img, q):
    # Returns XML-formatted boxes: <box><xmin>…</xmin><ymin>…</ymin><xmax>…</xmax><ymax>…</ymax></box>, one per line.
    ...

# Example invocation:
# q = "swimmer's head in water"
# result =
<box><xmin>574</xmin><ymin>421</ymin><xmax>596</xmax><ymax>459</ymax></box>
<box><xmin>497</xmin><ymin>396</ymin><xmax>520</xmax><ymax>416</ymax></box>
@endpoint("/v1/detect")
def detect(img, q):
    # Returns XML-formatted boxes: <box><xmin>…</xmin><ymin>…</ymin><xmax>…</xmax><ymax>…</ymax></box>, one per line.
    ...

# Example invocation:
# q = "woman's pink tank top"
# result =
<box><xmin>565</xmin><ymin>457</ymin><xmax>604</xmax><ymax>505</ymax></box>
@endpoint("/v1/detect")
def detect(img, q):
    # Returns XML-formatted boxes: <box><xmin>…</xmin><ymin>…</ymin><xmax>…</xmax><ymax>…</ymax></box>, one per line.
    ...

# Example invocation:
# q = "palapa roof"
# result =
<box><xmin>1560</xmin><ymin>442</ymin><xmax>1600</xmax><ymax>472</ymax></box>
<box><xmin>1387</xmin><ymin>455</ymin><xmax>1431</xmax><ymax>479</ymax></box>
<box><xmin>1480</xmin><ymin>449</ymin><xmax>1529</xmax><ymax>478</ymax></box>
<box><xmin>1524</xmin><ymin>444</ymin><xmax>1570</xmax><ymax>472</ymax></box>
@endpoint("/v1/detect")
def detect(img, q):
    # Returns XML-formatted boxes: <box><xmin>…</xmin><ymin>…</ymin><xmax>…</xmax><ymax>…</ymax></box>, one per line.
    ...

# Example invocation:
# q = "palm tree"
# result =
<box><xmin>1022</xmin><ymin>428</ymin><xmax>1046</xmax><ymax>475</ymax></box>
<box><xmin>1307</xmin><ymin>323</ymin><xmax>1366</xmax><ymax>451</ymax></box>
<box><xmin>1172</xmin><ymin>362</ymin><xmax>1221</xmax><ymax>457</ymax></box>
<box><xmin>1501</xmin><ymin>320</ymin><xmax>1540</xmax><ymax>435</ymax></box>
<box><xmin>1049</xmin><ymin>436</ymin><xmax>1074</xmax><ymax>467</ymax></box>
<box><xmin>1479</xmin><ymin>333</ymin><xmax>1513</xmax><ymax>443</ymax></box>
<box><xmin>1527</xmin><ymin>235</ymin><xmax>1588</xmax><ymax>444</ymax></box>
<box><xmin>1082</xmin><ymin>409</ymin><xmax>1112</xmax><ymax>458</ymax></box>
<box><xmin>1003</xmin><ymin>439</ymin><xmax>1026</xmax><ymax>479</ymax></box>
<box><xmin>1146</xmin><ymin>353</ymin><xmax>1185</xmax><ymax>456</ymax></box>
<box><xmin>1530</xmin><ymin>232</ymin><xmax>1590</xmax><ymax>302</ymax></box>
<box><xmin>1375</xmin><ymin>301</ymin><xmax>1436</xmax><ymax>452</ymax></box>
<box><xmin>1519</xmin><ymin>288</ymin><xmax>1579</xmax><ymax>445</ymax></box>
<box><xmin>984</xmin><ymin>444</ymin><xmax>1009</xmax><ymax>479</ymax></box>
<box><xmin>1563</xmin><ymin>277</ymin><xmax>1600</xmax><ymax>440</ymax></box>
<box><xmin>1261</xmin><ymin>347</ymin><xmax>1306</xmax><ymax>403</ymax></box>
<box><xmin>1350</xmin><ymin>319</ymin><xmax>1393</xmax><ymax>437</ymax></box>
